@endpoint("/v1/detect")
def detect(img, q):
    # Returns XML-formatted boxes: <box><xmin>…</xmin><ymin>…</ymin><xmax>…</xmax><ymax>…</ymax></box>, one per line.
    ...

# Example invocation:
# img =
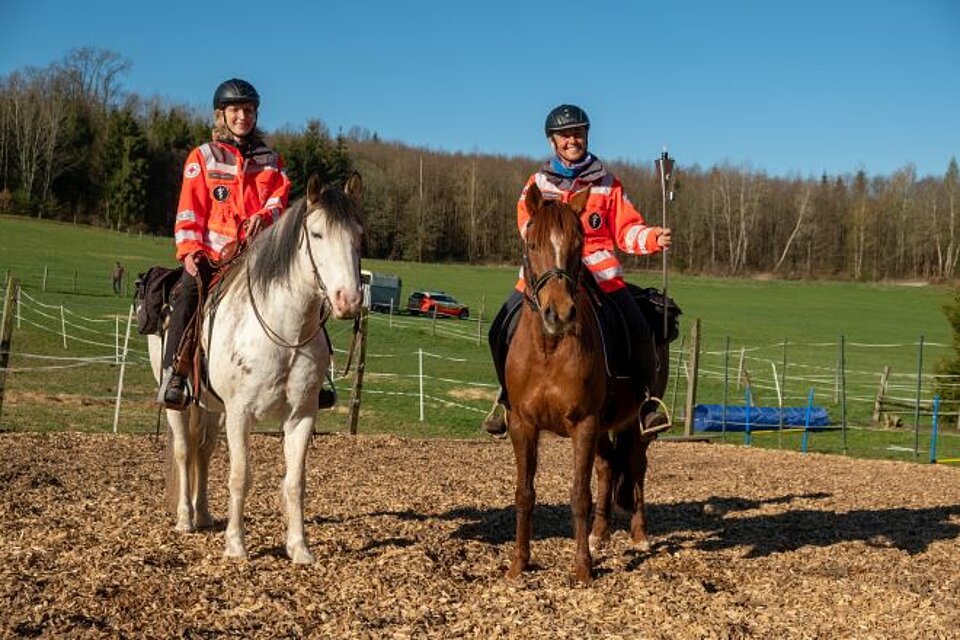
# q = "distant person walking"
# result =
<box><xmin>112</xmin><ymin>262</ymin><xmax>124</xmax><ymax>295</ymax></box>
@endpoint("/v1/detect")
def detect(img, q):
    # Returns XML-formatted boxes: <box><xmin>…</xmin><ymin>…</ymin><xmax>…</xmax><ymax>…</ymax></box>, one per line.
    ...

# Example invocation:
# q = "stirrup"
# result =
<box><xmin>482</xmin><ymin>402</ymin><xmax>508</xmax><ymax>438</ymax></box>
<box><xmin>158</xmin><ymin>368</ymin><xmax>191</xmax><ymax>411</ymax></box>
<box><xmin>639</xmin><ymin>396</ymin><xmax>672</xmax><ymax>436</ymax></box>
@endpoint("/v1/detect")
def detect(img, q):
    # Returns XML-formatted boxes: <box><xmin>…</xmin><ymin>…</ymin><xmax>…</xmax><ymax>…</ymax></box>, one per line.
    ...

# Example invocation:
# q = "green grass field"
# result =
<box><xmin>2</xmin><ymin>213</ymin><xmax>959</xmax><ymax>463</ymax></box>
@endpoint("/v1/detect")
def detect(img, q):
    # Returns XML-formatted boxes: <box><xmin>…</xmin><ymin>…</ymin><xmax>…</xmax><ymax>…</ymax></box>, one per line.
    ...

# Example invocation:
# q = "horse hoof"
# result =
<box><xmin>174</xmin><ymin>520</ymin><xmax>195</xmax><ymax>534</ymax></box>
<box><xmin>194</xmin><ymin>512</ymin><xmax>214</xmax><ymax>529</ymax></box>
<box><xmin>224</xmin><ymin>540</ymin><xmax>247</xmax><ymax>560</ymax></box>
<box><xmin>588</xmin><ymin>533</ymin><xmax>606</xmax><ymax>554</ymax></box>
<box><xmin>633</xmin><ymin>538</ymin><xmax>652</xmax><ymax>552</ymax></box>
<box><xmin>288</xmin><ymin>545</ymin><xmax>315</xmax><ymax>565</ymax></box>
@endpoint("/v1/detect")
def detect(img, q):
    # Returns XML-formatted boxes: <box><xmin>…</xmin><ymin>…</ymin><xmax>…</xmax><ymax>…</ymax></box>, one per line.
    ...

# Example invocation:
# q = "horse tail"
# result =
<box><xmin>610</xmin><ymin>427</ymin><xmax>652</xmax><ymax>513</ymax></box>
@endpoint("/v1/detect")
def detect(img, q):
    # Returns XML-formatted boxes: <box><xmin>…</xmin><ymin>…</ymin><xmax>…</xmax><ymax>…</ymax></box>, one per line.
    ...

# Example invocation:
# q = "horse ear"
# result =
<box><xmin>524</xmin><ymin>182</ymin><xmax>543</xmax><ymax>215</ymax></box>
<box><xmin>307</xmin><ymin>174</ymin><xmax>322</xmax><ymax>207</ymax></box>
<box><xmin>569</xmin><ymin>186</ymin><xmax>590</xmax><ymax>214</ymax></box>
<box><xmin>344</xmin><ymin>171</ymin><xmax>363</xmax><ymax>204</ymax></box>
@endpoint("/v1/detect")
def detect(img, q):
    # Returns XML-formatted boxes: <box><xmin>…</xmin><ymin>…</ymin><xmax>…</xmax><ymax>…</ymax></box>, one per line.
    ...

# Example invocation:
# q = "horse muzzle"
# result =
<box><xmin>330</xmin><ymin>287</ymin><xmax>362</xmax><ymax>319</ymax></box>
<box><xmin>539</xmin><ymin>297</ymin><xmax>577</xmax><ymax>336</ymax></box>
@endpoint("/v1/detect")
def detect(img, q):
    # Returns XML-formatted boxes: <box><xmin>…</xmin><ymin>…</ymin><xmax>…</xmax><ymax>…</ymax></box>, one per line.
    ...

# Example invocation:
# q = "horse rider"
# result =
<box><xmin>158</xmin><ymin>78</ymin><xmax>291</xmax><ymax>409</ymax></box>
<box><xmin>482</xmin><ymin>103</ymin><xmax>672</xmax><ymax>436</ymax></box>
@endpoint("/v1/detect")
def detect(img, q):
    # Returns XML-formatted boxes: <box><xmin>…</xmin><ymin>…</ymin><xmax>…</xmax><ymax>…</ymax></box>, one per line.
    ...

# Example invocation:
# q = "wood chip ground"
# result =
<box><xmin>2</xmin><ymin>432</ymin><xmax>959</xmax><ymax>639</ymax></box>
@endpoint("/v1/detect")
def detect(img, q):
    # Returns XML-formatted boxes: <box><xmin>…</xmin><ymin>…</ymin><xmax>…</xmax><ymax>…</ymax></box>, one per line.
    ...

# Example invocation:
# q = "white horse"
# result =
<box><xmin>148</xmin><ymin>173</ymin><xmax>364</xmax><ymax>563</ymax></box>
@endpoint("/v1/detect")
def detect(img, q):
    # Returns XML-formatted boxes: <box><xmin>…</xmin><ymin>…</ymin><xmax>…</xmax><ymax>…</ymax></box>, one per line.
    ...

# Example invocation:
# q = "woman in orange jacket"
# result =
<box><xmin>158</xmin><ymin>78</ymin><xmax>291</xmax><ymax>409</ymax></box>
<box><xmin>483</xmin><ymin>104</ymin><xmax>671</xmax><ymax>435</ymax></box>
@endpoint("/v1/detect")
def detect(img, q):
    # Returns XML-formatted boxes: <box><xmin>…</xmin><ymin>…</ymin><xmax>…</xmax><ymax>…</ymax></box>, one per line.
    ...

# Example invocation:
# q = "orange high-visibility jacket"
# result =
<box><xmin>516</xmin><ymin>155</ymin><xmax>663</xmax><ymax>293</ymax></box>
<box><xmin>174</xmin><ymin>140</ymin><xmax>291</xmax><ymax>261</ymax></box>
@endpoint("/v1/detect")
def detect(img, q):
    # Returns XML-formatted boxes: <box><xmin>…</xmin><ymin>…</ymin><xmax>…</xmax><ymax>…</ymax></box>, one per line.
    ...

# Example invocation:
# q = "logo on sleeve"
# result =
<box><xmin>588</xmin><ymin>212</ymin><xmax>602</xmax><ymax>230</ymax></box>
<box><xmin>213</xmin><ymin>186</ymin><xmax>230</xmax><ymax>202</ymax></box>
<box><xmin>184</xmin><ymin>162</ymin><xmax>201</xmax><ymax>179</ymax></box>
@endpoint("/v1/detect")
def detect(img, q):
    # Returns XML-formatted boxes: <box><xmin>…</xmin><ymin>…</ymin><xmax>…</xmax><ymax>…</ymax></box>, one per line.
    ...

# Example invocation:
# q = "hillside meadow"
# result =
<box><xmin>1</xmin><ymin>214</ymin><xmax>959</xmax><ymax>461</ymax></box>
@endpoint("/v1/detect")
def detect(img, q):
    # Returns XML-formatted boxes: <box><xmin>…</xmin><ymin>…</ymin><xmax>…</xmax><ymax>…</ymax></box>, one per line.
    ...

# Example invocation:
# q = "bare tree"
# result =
<box><xmin>774</xmin><ymin>182</ymin><xmax>813</xmax><ymax>272</ymax></box>
<box><xmin>59</xmin><ymin>47</ymin><xmax>130</xmax><ymax>111</ymax></box>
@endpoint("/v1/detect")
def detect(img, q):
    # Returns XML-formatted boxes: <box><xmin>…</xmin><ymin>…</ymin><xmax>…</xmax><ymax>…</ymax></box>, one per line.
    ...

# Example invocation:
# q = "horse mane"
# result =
<box><xmin>528</xmin><ymin>198</ymin><xmax>583</xmax><ymax>247</ymax></box>
<box><xmin>224</xmin><ymin>185</ymin><xmax>361</xmax><ymax>293</ymax></box>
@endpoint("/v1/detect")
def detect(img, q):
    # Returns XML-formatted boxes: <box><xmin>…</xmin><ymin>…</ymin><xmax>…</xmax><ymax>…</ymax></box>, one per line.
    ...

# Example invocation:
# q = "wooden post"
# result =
<box><xmin>73</xmin><ymin>270</ymin><xmax>78</xmax><ymax>292</ymax></box>
<box><xmin>0</xmin><ymin>276</ymin><xmax>18</xmax><ymax>424</ymax></box>
<box><xmin>683</xmin><ymin>318</ymin><xmax>701</xmax><ymax>436</ymax></box>
<box><xmin>432</xmin><ymin>305</ymin><xmax>438</xmax><ymax>336</ymax></box>
<box><xmin>347</xmin><ymin>309</ymin><xmax>369</xmax><ymax>435</ymax></box>
<box><xmin>873</xmin><ymin>365</ymin><xmax>891</xmax><ymax>426</ymax></box>
<box><xmin>42</xmin><ymin>266</ymin><xmax>48</xmax><ymax>292</ymax></box>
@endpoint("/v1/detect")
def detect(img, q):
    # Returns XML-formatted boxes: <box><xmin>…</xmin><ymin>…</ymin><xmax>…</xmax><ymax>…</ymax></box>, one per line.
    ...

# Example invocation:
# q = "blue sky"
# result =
<box><xmin>2</xmin><ymin>0</ymin><xmax>958</xmax><ymax>179</ymax></box>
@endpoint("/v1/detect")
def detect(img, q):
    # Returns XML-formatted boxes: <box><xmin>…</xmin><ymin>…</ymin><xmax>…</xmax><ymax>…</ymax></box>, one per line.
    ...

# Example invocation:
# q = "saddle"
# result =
<box><xmin>492</xmin><ymin>282</ymin><xmax>682</xmax><ymax>383</ymax></box>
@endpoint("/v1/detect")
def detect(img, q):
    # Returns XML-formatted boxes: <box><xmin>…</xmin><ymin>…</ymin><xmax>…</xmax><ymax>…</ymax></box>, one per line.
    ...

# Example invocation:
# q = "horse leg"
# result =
<box><xmin>507</xmin><ymin>419</ymin><xmax>538</xmax><ymax>579</ymax></box>
<box><xmin>570</xmin><ymin>421</ymin><xmax>599</xmax><ymax>584</ymax></box>
<box><xmin>281</xmin><ymin>415</ymin><xmax>316</xmax><ymax>564</ymax></box>
<box><xmin>167</xmin><ymin>408</ymin><xmax>196</xmax><ymax>532</ymax></box>
<box><xmin>628</xmin><ymin>434</ymin><xmax>654</xmax><ymax>551</ymax></box>
<box><xmin>590</xmin><ymin>434</ymin><xmax>615</xmax><ymax>553</ymax></box>
<box><xmin>224</xmin><ymin>413</ymin><xmax>253</xmax><ymax>559</ymax></box>
<box><xmin>192</xmin><ymin>412</ymin><xmax>222</xmax><ymax>529</ymax></box>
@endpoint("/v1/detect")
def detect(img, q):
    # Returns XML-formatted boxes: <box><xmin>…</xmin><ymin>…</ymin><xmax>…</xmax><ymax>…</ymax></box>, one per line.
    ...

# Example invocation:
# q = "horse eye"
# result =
<box><xmin>311</xmin><ymin>232</ymin><xmax>323</xmax><ymax>240</ymax></box>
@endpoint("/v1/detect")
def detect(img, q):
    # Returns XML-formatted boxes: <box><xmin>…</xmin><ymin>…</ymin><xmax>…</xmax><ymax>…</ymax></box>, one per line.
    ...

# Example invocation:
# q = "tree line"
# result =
<box><xmin>2</xmin><ymin>48</ymin><xmax>958</xmax><ymax>282</ymax></box>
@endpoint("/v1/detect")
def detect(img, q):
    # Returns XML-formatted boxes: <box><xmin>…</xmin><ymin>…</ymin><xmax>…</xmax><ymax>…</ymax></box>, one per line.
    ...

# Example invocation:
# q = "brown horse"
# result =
<box><xmin>505</xmin><ymin>183</ymin><xmax>669</xmax><ymax>584</ymax></box>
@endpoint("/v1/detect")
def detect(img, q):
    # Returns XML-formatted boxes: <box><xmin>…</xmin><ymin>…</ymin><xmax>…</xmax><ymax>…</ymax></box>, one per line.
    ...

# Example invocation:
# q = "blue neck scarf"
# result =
<box><xmin>551</xmin><ymin>153</ymin><xmax>594</xmax><ymax>179</ymax></box>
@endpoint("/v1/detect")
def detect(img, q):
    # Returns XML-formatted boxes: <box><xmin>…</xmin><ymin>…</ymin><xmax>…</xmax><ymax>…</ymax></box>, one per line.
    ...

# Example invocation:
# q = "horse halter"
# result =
<box><xmin>246</xmin><ymin>212</ymin><xmax>333</xmax><ymax>349</ymax></box>
<box><xmin>520</xmin><ymin>220</ymin><xmax>583</xmax><ymax>313</ymax></box>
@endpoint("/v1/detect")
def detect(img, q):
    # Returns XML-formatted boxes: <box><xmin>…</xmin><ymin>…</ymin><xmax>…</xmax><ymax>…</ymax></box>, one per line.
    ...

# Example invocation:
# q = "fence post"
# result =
<box><xmin>42</xmin><ymin>266</ymin><xmax>48</xmax><ymax>292</ymax></box>
<box><xmin>477</xmin><ymin>295</ymin><xmax>485</xmax><ymax>346</ymax></box>
<box><xmin>112</xmin><ymin>305</ymin><xmax>134</xmax><ymax>434</ymax></box>
<box><xmin>60</xmin><ymin>305</ymin><xmax>67</xmax><ymax>349</ymax></box>
<box><xmin>418</xmin><ymin>348</ymin><xmax>425</xmax><ymax>421</ymax></box>
<box><xmin>873</xmin><ymin>365</ymin><xmax>890</xmax><ymax>426</ymax></box>
<box><xmin>914</xmin><ymin>335</ymin><xmax>924</xmax><ymax>457</ymax></box>
<box><xmin>0</xmin><ymin>276</ymin><xmax>19</xmax><ymax>425</ymax></box>
<box><xmin>840</xmin><ymin>335</ymin><xmax>848</xmax><ymax>455</ymax></box>
<box><xmin>347</xmin><ymin>309</ymin><xmax>369</xmax><ymax>435</ymax></box>
<box><xmin>683</xmin><ymin>318</ymin><xmax>701</xmax><ymax>436</ymax></box>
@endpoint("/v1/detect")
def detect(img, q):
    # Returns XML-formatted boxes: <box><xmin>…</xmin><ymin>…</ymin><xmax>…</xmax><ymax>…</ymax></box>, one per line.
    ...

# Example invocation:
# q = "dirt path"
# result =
<box><xmin>1</xmin><ymin>432</ymin><xmax>959</xmax><ymax>638</ymax></box>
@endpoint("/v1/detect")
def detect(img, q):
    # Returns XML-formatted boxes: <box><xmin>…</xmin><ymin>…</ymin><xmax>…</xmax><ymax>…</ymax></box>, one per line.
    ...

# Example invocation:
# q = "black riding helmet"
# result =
<box><xmin>213</xmin><ymin>78</ymin><xmax>260</xmax><ymax>109</ymax></box>
<box><xmin>544</xmin><ymin>104</ymin><xmax>590</xmax><ymax>137</ymax></box>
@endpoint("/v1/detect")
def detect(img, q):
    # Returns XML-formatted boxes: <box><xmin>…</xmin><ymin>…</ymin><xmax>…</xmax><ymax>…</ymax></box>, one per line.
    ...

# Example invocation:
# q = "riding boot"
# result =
<box><xmin>482</xmin><ymin>389</ymin><xmax>509</xmax><ymax>437</ymax></box>
<box><xmin>633</xmin><ymin>335</ymin><xmax>671</xmax><ymax>434</ymax></box>
<box><xmin>158</xmin><ymin>267</ymin><xmax>203</xmax><ymax>410</ymax></box>
<box><xmin>481</xmin><ymin>291</ymin><xmax>523</xmax><ymax>437</ymax></box>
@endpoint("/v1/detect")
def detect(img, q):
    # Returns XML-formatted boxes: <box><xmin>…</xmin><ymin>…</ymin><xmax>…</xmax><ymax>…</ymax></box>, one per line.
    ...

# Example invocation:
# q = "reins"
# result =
<box><xmin>246</xmin><ymin>215</ymin><xmax>333</xmax><ymax>349</ymax></box>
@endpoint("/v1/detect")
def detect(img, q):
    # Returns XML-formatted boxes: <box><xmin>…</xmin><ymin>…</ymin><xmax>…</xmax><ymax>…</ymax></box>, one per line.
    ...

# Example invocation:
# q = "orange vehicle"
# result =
<box><xmin>407</xmin><ymin>291</ymin><xmax>470</xmax><ymax>319</ymax></box>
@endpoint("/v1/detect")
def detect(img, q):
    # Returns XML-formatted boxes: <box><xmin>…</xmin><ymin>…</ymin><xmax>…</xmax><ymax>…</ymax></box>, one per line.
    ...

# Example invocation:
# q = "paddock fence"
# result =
<box><xmin>2</xmin><ymin>273</ymin><xmax>960</xmax><ymax>464</ymax></box>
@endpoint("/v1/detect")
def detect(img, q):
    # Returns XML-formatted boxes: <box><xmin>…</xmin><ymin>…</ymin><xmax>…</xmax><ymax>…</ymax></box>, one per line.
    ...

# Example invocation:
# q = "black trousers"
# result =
<box><xmin>162</xmin><ymin>259</ymin><xmax>214</xmax><ymax>371</ymax></box>
<box><xmin>487</xmin><ymin>285</ymin><xmax>659</xmax><ymax>408</ymax></box>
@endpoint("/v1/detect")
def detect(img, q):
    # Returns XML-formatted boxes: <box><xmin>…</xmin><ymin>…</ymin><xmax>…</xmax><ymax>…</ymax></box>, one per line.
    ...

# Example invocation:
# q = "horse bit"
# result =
<box><xmin>521</xmin><ymin>221</ymin><xmax>583</xmax><ymax>313</ymax></box>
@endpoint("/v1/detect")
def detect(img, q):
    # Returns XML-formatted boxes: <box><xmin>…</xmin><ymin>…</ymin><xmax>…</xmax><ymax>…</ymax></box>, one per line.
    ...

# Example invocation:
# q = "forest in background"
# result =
<box><xmin>2</xmin><ymin>48</ymin><xmax>958</xmax><ymax>281</ymax></box>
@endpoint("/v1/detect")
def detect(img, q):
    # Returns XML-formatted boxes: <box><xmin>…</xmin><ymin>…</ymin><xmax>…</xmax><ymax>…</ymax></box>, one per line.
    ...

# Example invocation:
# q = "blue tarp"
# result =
<box><xmin>693</xmin><ymin>404</ymin><xmax>831</xmax><ymax>432</ymax></box>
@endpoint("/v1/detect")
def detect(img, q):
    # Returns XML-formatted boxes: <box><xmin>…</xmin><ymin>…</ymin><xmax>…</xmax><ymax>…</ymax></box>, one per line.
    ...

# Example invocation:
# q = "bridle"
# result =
<box><xmin>520</xmin><ymin>219</ymin><xmax>583</xmax><ymax>313</ymax></box>
<box><xmin>246</xmin><ymin>211</ymin><xmax>333</xmax><ymax>349</ymax></box>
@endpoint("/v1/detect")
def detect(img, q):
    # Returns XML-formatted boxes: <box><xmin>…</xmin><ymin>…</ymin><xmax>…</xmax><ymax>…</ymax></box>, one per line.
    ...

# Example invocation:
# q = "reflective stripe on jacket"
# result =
<box><xmin>174</xmin><ymin>140</ymin><xmax>290</xmax><ymax>261</ymax></box>
<box><xmin>516</xmin><ymin>156</ymin><xmax>662</xmax><ymax>293</ymax></box>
